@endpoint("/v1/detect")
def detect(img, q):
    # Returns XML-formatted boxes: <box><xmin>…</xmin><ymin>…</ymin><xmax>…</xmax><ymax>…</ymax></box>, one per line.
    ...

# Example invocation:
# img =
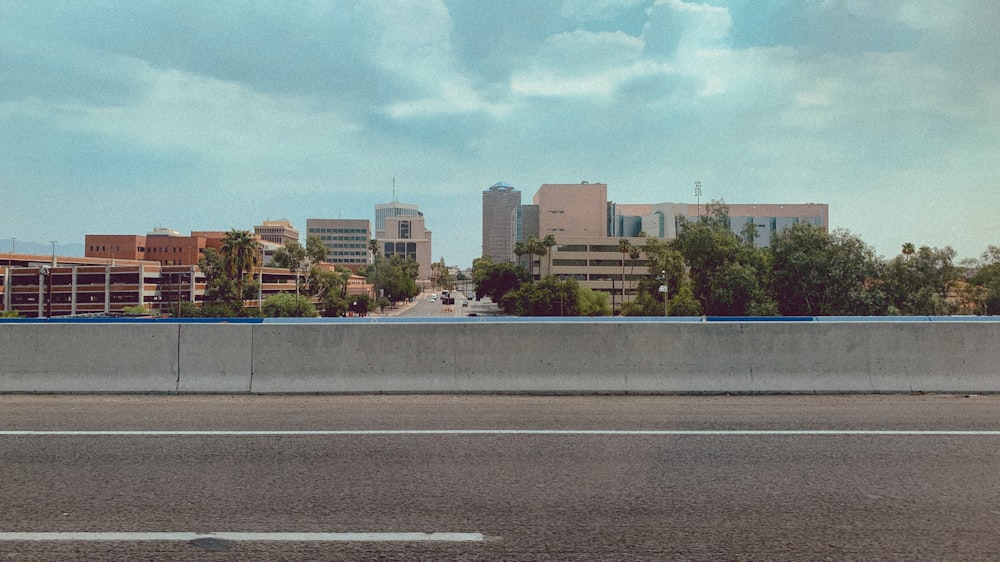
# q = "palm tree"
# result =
<box><xmin>618</xmin><ymin>238</ymin><xmax>633</xmax><ymax>308</ymax></box>
<box><xmin>369</xmin><ymin>238</ymin><xmax>381</xmax><ymax>295</ymax></box>
<box><xmin>902</xmin><ymin>242</ymin><xmax>916</xmax><ymax>258</ymax></box>
<box><xmin>513</xmin><ymin>240</ymin><xmax>528</xmax><ymax>271</ymax></box>
<box><xmin>220</xmin><ymin>229</ymin><xmax>262</xmax><ymax>310</ymax></box>
<box><xmin>541</xmin><ymin>235</ymin><xmax>557</xmax><ymax>276</ymax></box>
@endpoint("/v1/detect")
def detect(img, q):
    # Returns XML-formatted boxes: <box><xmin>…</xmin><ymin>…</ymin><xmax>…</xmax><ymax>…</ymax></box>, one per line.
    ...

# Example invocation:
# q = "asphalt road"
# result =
<box><xmin>2</xmin><ymin>394</ymin><xmax>1000</xmax><ymax>561</ymax></box>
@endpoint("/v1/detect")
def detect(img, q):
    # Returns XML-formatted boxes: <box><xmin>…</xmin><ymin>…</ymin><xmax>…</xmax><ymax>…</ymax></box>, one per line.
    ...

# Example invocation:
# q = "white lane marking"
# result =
<box><xmin>0</xmin><ymin>532</ymin><xmax>483</xmax><ymax>542</ymax></box>
<box><xmin>1</xmin><ymin>430</ymin><xmax>1000</xmax><ymax>436</ymax></box>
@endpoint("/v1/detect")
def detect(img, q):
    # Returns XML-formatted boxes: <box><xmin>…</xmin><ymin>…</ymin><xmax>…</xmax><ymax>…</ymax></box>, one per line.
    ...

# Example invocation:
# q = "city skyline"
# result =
<box><xmin>2</xmin><ymin>1</ymin><xmax>997</xmax><ymax>267</ymax></box>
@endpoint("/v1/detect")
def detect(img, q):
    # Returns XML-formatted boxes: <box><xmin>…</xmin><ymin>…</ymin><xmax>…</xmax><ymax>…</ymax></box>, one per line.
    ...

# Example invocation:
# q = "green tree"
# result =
<box><xmin>272</xmin><ymin>241</ymin><xmax>307</xmax><ymax>271</ymax></box>
<box><xmin>577</xmin><ymin>285</ymin><xmax>612</xmax><ymax>316</ymax></box>
<box><xmin>617</xmin><ymin>238</ymin><xmax>633</xmax><ymax>311</ymax></box>
<box><xmin>272</xmin><ymin>240</ymin><xmax>308</xmax><ymax>302</ymax></box>
<box><xmin>261</xmin><ymin>292</ymin><xmax>318</xmax><ymax>317</ymax></box>
<box><xmin>770</xmin><ymin>224</ymin><xmax>884</xmax><ymax>316</ymax></box>
<box><xmin>199</xmin><ymin>248</ymin><xmax>239</xmax><ymax>307</ymax></box>
<box><xmin>541</xmin><ymin>234</ymin><xmax>557</xmax><ymax>275</ymax></box>
<box><xmin>671</xmin><ymin>202</ymin><xmax>774</xmax><ymax>316</ymax></box>
<box><xmin>473</xmin><ymin>256</ymin><xmax>530</xmax><ymax>303</ymax></box>
<box><xmin>306</xmin><ymin>235</ymin><xmax>328</xmax><ymax>264</ymax></box>
<box><xmin>220</xmin><ymin>229</ymin><xmax>262</xmax><ymax>312</ymax></box>
<box><xmin>970</xmin><ymin>260</ymin><xmax>1000</xmax><ymax>315</ymax></box>
<box><xmin>882</xmin><ymin>245</ymin><xmax>960</xmax><ymax>315</ymax></box>
<box><xmin>622</xmin><ymin>238</ymin><xmax>692</xmax><ymax>317</ymax></box>
<box><xmin>501</xmin><ymin>276</ymin><xmax>580</xmax><ymax>316</ymax></box>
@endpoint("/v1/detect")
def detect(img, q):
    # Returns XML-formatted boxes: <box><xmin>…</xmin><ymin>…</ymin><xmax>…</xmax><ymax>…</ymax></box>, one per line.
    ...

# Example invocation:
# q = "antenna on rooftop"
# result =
<box><xmin>392</xmin><ymin>176</ymin><xmax>396</xmax><ymax>202</ymax></box>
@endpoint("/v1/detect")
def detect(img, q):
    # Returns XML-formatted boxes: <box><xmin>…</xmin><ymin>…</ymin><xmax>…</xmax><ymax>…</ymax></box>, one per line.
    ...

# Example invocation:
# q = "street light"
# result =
<box><xmin>694</xmin><ymin>181</ymin><xmax>702</xmax><ymax>218</ymax></box>
<box><xmin>659</xmin><ymin>270</ymin><xmax>669</xmax><ymax>317</ymax></box>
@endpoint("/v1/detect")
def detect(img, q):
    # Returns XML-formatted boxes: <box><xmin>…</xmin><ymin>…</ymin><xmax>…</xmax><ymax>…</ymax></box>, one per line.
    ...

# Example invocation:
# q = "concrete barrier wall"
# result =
<box><xmin>1</xmin><ymin>321</ymin><xmax>999</xmax><ymax>393</ymax></box>
<box><xmin>0</xmin><ymin>324</ymin><xmax>180</xmax><ymax>393</ymax></box>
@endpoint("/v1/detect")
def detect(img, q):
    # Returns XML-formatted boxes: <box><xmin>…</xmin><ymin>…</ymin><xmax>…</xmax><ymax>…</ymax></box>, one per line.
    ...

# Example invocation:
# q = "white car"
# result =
<box><xmin>430</xmin><ymin>293</ymin><xmax>437</xmax><ymax>301</ymax></box>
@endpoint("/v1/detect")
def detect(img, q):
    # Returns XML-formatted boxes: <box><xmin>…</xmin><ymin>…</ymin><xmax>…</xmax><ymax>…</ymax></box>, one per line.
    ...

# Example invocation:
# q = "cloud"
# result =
<box><xmin>1</xmin><ymin>0</ymin><xmax>998</xmax><ymax>267</ymax></box>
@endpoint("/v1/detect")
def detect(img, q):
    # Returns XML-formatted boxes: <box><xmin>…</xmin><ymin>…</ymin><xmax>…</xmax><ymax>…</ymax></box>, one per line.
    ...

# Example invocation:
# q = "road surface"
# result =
<box><xmin>2</xmin><ymin>394</ymin><xmax>999</xmax><ymax>560</ymax></box>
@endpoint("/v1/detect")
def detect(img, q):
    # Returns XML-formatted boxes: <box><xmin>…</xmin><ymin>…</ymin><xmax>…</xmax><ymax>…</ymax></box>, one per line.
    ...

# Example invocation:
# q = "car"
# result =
<box><xmin>430</xmin><ymin>293</ymin><xmax>437</xmax><ymax>301</ymax></box>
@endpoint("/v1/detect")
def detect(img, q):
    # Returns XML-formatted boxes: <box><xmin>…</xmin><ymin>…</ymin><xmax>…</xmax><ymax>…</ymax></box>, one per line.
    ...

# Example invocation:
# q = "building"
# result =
<box><xmin>1</xmin><ymin>253</ymin><xmax>300</xmax><ymax>318</ymax></box>
<box><xmin>375</xmin><ymin>201</ymin><xmax>421</xmax><ymax>233</ymax></box>
<box><xmin>518</xmin><ymin>181</ymin><xmax>829</xmax><ymax>307</ymax></box>
<box><xmin>613</xmin><ymin>202</ymin><xmax>829</xmax><ymax>247</ymax></box>
<box><xmin>482</xmin><ymin>182</ymin><xmax>521</xmax><ymax>263</ymax></box>
<box><xmin>254</xmin><ymin>219</ymin><xmax>299</xmax><ymax>245</ymax></box>
<box><xmin>306</xmin><ymin>218</ymin><xmax>371</xmax><ymax>271</ymax></box>
<box><xmin>533</xmin><ymin>182</ymin><xmax>608</xmax><ymax>238</ymax></box>
<box><xmin>85</xmin><ymin>228</ymin><xmax>233</xmax><ymax>267</ymax></box>
<box><xmin>377</xmin><ymin>214</ymin><xmax>433</xmax><ymax>280</ymax></box>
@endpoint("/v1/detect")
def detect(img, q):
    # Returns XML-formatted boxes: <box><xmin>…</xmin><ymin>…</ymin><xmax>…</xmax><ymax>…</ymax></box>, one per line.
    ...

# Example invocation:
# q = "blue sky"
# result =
<box><xmin>2</xmin><ymin>0</ymin><xmax>997</xmax><ymax>267</ymax></box>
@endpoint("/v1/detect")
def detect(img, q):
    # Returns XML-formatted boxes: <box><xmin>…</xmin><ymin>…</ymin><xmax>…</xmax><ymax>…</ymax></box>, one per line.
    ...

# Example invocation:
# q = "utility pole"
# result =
<box><xmin>695</xmin><ymin>181</ymin><xmax>702</xmax><ymax>218</ymax></box>
<box><xmin>660</xmin><ymin>270</ymin><xmax>669</xmax><ymax>317</ymax></box>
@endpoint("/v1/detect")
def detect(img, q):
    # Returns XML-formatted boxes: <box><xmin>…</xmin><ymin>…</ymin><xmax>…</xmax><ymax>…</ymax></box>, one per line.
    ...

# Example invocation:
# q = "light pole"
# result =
<box><xmin>659</xmin><ymin>270</ymin><xmax>669</xmax><ymax>317</ymax></box>
<box><xmin>8</xmin><ymin>237</ymin><xmax>14</xmax><ymax>265</ymax></box>
<box><xmin>694</xmin><ymin>181</ymin><xmax>702</xmax><ymax>218</ymax></box>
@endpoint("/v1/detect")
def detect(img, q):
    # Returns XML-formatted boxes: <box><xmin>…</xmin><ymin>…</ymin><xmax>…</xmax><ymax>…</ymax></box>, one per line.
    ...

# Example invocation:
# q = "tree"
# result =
<box><xmin>622</xmin><ymin>238</ymin><xmax>691</xmax><ymax>317</ymax></box>
<box><xmin>220</xmin><ymin>229</ymin><xmax>262</xmax><ymax>312</ymax></box>
<box><xmin>577</xmin><ymin>285</ymin><xmax>611</xmax><ymax>316</ymax></box>
<box><xmin>671</xmin><ymin>202</ymin><xmax>775</xmax><ymax>316</ymax></box>
<box><xmin>273</xmin><ymin>241</ymin><xmax>306</xmax><ymax>270</ymax></box>
<box><xmin>261</xmin><ymin>292</ymin><xmax>318</xmax><ymax>317</ymax></box>
<box><xmin>541</xmin><ymin>234</ymin><xmax>557</xmax><ymax>275</ymax></box>
<box><xmin>970</xmin><ymin>260</ymin><xmax>1000</xmax><ymax>314</ymax></box>
<box><xmin>272</xmin><ymin>240</ymin><xmax>308</xmax><ymax>302</ymax></box>
<box><xmin>513</xmin><ymin>236</ymin><xmax>548</xmax><ymax>279</ymax></box>
<box><xmin>882</xmin><ymin>245</ymin><xmax>960</xmax><ymax>315</ymax></box>
<box><xmin>368</xmin><ymin>238</ymin><xmax>381</xmax><ymax>296</ymax></box>
<box><xmin>771</xmin><ymin>224</ymin><xmax>884</xmax><ymax>316</ymax></box>
<box><xmin>472</xmin><ymin>256</ymin><xmax>530</xmax><ymax>304</ymax></box>
<box><xmin>500</xmin><ymin>276</ymin><xmax>580</xmax><ymax>316</ymax></box>
<box><xmin>199</xmin><ymin>248</ymin><xmax>239</xmax><ymax>310</ymax></box>
<box><xmin>618</xmin><ymin>238</ymin><xmax>632</xmax><ymax>311</ymax></box>
<box><xmin>306</xmin><ymin>235</ymin><xmax>328</xmax><ymax>264</ymax></box>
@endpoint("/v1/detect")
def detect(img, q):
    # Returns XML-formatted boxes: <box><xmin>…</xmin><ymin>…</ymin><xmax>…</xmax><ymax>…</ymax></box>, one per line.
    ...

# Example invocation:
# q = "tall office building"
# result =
<box><xmin>482</xmin><ymin>181</ymin><xmax>521</xmax><ymax>263</ymax></box>
<box><xmin>532</xmin><ymin>182</ymin><xmax>608</xmax><ymax>238</ymax></box>
<box><xmin>375</xmin><ymin>201</ymin><xmax>422</xmax><ymax>233</ymax></box>
<box><xmin>377</xmin><ymin>214</ymin><xmax>433</xmax><ymax>280</ymax></box>
<box><xmin>306</xmin><ymin>218</ymin><xmax>371</xmax><ymax>270</ymax></box>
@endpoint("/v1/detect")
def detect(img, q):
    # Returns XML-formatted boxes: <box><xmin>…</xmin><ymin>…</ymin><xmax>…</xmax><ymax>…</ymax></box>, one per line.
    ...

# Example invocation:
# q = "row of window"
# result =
<box><xmin>317</xmin><ymin>236</ymin><xmax>367</xmax><ymax>242</ymax></box>
<box><xmin>309</xmin><ymin>228</ymin><xmax>368</xmax><ymax>234</ymax></box>
<box><xmin>88</xmin><ymin>245</ymin><xmax>191</xmax><ymax>254</ymax></box>
<box><xmin>552</xmin><ymin>259</ymin><xmax>649</xmax><ymax>268</ymax></box>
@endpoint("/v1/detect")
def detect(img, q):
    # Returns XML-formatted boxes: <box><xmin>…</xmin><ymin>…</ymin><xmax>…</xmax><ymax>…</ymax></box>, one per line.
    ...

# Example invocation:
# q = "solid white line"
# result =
<box><xmin>1</xmin><ymin>429</ymin><xmax>1000</xmax><ymax>436</ymax></box>
<box><xmin>0</xmin><ymin>532</ymin><xmax>483</xmax><ymax>542</ymax></box>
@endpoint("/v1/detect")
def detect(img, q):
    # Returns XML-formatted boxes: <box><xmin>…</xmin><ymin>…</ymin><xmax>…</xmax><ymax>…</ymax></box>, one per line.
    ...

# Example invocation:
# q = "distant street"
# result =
<box><xmin>2</xmin><ymin>394</ymin><xmax>1000</xmax><ymax>560</ymax></box>
<box><xmin>391</xmin><ymin>290</ymin><xmax>498</xmax><ymax>318</ymax></box>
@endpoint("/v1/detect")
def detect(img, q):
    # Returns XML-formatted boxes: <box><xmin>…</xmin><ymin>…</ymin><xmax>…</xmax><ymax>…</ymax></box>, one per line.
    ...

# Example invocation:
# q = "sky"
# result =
<box><xmin>2</xmin><ymin>0</ymin><xmax>998</xmax><ymax>267</ymax></box>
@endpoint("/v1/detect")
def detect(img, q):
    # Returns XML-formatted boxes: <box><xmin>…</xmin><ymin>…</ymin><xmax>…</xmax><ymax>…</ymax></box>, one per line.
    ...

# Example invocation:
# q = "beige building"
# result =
<box><xmin>254</xmin><ymin>219</ymin><xmax>299</xmax><ymax>245</ymax></box>
<box><xmin>532</xmin><ymin>182</ymin><xmax>608</xmax><ymax>238</ymax></box>
<box><xmin>519</xmin><ymin>181</ymin><xmax>829</xmax><ymax>308</ymax></box>
<box><xmin>377</xmin><ymin>215</ymin><xmax>433</xmax><ymax>280</ymax></box>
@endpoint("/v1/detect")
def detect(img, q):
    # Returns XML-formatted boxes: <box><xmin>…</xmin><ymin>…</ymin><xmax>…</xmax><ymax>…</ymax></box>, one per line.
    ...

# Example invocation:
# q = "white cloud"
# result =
<box><xmin>510</xmin><ymin>30</ymin><xmax>670</xmax><ymax>98</ymax></box>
